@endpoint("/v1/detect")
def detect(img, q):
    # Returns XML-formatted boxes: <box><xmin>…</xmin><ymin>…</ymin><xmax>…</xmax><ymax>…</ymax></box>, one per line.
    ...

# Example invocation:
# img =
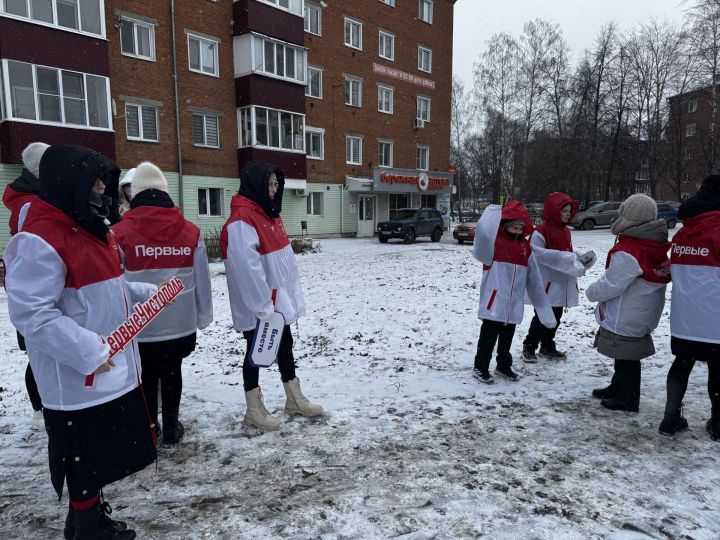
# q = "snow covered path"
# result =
<box><xmin>1</xmin><ymin>230</ymin><xmax>719</xmax><ymax>539</ymax></box>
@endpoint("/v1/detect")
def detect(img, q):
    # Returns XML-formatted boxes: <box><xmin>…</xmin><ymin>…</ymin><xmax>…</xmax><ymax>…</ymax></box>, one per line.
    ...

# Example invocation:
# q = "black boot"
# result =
<box><xmin>659</xmin><ymin>404</ymin><xmax>688</xmax><ymax>436</ymax></box>
<box><xmin>64</xmin><ymin>498</ymin><xmax>129</xmax><ymax>540</ymax></box>
<box><xmin>707</xmin><ymin>408</ymin><xmax>720</xmax><ymax>441</ymax></box>
<box><xmin>162</xmin><ymin>406</ymin><xmax>185</xmax><ymax>445</ymax></box>
<box><xmin>592</xmin><ymin>360</ymin><xmax>619</xmax><ymax>399</ymax></box>
<box><xmin>73</xmin><ymin>499</ymin><xmax>135</xmax><ymax>540</ymax></box>
<box><xmin>601</xmin><ymin>360</ymin><xmax>640</xmax><ymax>412</ymax></box>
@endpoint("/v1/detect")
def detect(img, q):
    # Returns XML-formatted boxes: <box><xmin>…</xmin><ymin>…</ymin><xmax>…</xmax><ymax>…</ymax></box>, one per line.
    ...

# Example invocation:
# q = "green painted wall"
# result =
<box><xmin>0</xmin><ymin>163</ymin><xmax>23</xmax><ymax>255</ymax></box>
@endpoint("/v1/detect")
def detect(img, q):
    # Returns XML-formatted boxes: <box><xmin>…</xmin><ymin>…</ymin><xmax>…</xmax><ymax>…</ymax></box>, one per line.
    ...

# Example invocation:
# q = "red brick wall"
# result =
<box><xmin>304</xmin><ymin>0</ymin><xmax>454</xmax><ymax>185</ymax></box>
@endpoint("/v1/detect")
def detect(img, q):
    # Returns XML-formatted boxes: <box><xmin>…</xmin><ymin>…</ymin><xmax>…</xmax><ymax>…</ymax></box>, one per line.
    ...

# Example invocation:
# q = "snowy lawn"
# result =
<box><xmin>1</xmin><ymin>229</ymin><xmax>719</xmax><ymax>539</ymax></box>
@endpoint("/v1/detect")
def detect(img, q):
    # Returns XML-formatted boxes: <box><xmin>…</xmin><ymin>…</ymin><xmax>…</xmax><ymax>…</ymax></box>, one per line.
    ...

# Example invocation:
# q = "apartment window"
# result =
<box><xmin>198</xmin><ymin>187</ymin><xmax>223</xmax><ymax>217</ymax></box>
<box><xmin>345</xmin><ymin>76</ymin><xmax>362</xmax><ymax>107</ymax></box>
<box><xmin>417</xmin><ymin>95</ymin><xmax>431</xmax><ymax>122</ymax></box>
<box><xmin>192</xmin><ymin>113</ymin><xmax>219</xmax><ymax>148</ymax></box>
<box><xmin>418</xmin><ymin>0</ymin><xmax>433</xmax><ymax>24</ymax></box>
<box><xmin>305</xmin><ymin>127</ymin><xmax>324</xmax><ymax>160</ymax></box>
<box><xmin>304</xmin><ymin>2</ymin><xmax>321</xmax><ymax>35</ymax></box>
<box><xmin>188</xmin><ymin>33</ymin><xmax>219</xmax><ymax>77</ymax></box>
<box><xmin>2</xmin><ymin>59</ymin><xmax>110</xmax><ymax>129</ymax></box>
<box><xmin>389</xmin><ymin>194</ymin><xmax>407</xmax><ymax>218</ymax></box>
<box><xmin>257</xmin><ymin>0</ymin><xmax>303</xmax><ymax>16</ymax></box>
<box><xmin>379</xmin><ymin>30</ymin><xmax>394</xmax><ymax>61</ymax></box>
<box><xmin>378</xmin><ymin>85</ymin><xmax>393</xmax><ymax>114</ymax></box>
<box><xmin>378</xmin><ymin>140</ymin><xmax>393</xmax><ymax>167</ymax></box>
<box><xmin>306</xmin><ymin>65</ymin><xmax>322</xmax><ymax>98</ymax></box>
<box><xmin>416</xmin><ymin>145</ymin><xmax>429</xmax><ymax>170</ymax></box>
<box><xmin>0</xmin><ymin>0</ymin><xmax>103</xmax><ymax>36</ymax></box>
<box><xmin>237</xmin><ymin>106</ymin><xmax>305</xmax><ymax>152</ymax></box>
<box><xmin>686</xmin><ymin>123</ymin><xmax>697</xmax><ymax>137</ymax></box>
<box><xmin>252</xmin><ymin>34</ymin><xmax>306</xmax><ymax>84</ymax></box>
<box><xmin>125</xmin><ymin>103</ymin><xmax>158</xmax><ymax>142</ymax></box>
<box><xmin>344</xmin><ymin>17</ymin><xmax>362</xmax><ymax>50</ymax></box>
<box><xmin>120</xmin><ymin>18</ymin><xmax>155</xmax><ymax>61</ymax></box>
<box><xmin>307</xmin><ymin>192</ymin><xmax>324</xmax><ymax>216</ymax></box>
<box><xmin>688</xmin><ymin>99</ymin><xmax>698</xmax><ymax>113</ymax></box>
<box><xmin>379</xmin><ymin>0</ymin><xmax>395</xmax><ymax>5</ymax></box>
<box><xmin>346</xmin><ymin>135</ymin><xmax>362</xmax><ymax>165</ymax></box>
<box><xmin>418</xmin><ymin>46</ymin><xmax>432</xmax><ymax>73</ymax></box>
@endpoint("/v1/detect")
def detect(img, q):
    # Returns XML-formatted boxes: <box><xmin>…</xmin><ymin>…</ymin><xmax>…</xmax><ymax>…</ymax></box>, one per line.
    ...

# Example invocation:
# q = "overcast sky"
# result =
<box><xmin>452</xmin><ymin>0</ymin><xmax>687</xmax><ymax>89</ymax></box>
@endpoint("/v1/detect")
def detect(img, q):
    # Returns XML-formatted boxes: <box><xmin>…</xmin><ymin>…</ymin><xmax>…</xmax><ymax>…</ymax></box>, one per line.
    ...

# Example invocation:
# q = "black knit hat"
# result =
<box><xmin>678</xmin><ymin>174</ymin><xmax>720</xmax><ymax>220</ymax></box>
<box><xmin>700</xmin><ymin>175</ymin><xmax>720</xmax><ymax>200</ymax></box>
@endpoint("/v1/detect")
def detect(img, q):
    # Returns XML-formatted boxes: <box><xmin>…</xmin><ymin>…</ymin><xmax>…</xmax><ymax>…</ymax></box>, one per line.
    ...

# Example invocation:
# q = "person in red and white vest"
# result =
<box><xmin>221</xmin><ymin>161</ymin><xmax>323</xmax><ymax>432</ymax></box>
<box><xmin>472</xmin><ymin>201</ymin><xmax>557</xmax><ymax>384</ymax></box>
<box><xmin>522</xmin><ymin>192</ymin><xmax>596</xmax><ymax>362</ymax></box>
<box><xmin>3</xmin><ymin>145</ymin><xmax>157</xmax><ymax>539</ymax></box>
<box><xmin>659</xmin><ymin>175</ymin><xmax>720</xmax><ymax>440</ymax></box>
<box><xmin>586</xmin><ymin>194</ymin><xmax>671</xmax><ymax>412</ymax></box>
<box><xmin>113</xmin><ymin>161</ymin><xmax>213</xmax><ymax>445</ymax></box>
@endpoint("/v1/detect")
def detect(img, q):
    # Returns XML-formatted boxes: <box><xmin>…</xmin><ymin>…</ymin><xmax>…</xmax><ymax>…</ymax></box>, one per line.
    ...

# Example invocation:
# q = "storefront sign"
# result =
<box><xmin>372</xmin><ymin>167</ymin><xmax>453</xmax><ymax>194</ymax></box>
<box><xmin>373</xmin><ymin>63</ymin><xmax>436</xmax><ymax>90</ymax></box>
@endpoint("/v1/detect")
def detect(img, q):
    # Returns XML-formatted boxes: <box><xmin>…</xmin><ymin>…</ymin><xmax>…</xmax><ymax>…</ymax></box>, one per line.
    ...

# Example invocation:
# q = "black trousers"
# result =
<box><xmin>25</xmin><ymin>362</ymin><xmax>43</xmax><ymax>412</ymax></box>
<box><xmin>474</xmin><ymin>320</ymin><xmax>516</xmax><ymax>372</ymax></box>
<box><xmin>140</xmin><ymin>354</ymin><xmax>183</xmax><ymax>425</ymax></box>
<box><xmin>664</xmin><ymin>356</ymin><xmax>720</xmax><ymax>414</ymax></box>
<box><xmin>242</xmin><ymin>325</ymin><xmax>296</xmax><ymax>392</ymax></box>
<box><xmin>523</xmin><ymin>306</ymin><xmax>564</xmax><ymax>352</ymax></box>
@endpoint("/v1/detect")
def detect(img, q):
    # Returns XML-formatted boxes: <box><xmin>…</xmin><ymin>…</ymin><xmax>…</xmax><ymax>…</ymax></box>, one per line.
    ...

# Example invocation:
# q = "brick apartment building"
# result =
<box><xmin>0</xmin><ymin>0</ymin><xmax>455</xmax><ymax>250</ymax></box>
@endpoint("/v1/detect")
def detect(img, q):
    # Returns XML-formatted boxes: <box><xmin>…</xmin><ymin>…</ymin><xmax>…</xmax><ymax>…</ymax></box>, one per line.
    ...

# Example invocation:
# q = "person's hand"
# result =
<box><xmin>94</xmin><ymin>356</ymin><xmax>115</xmax><ymax>374</ymax></box>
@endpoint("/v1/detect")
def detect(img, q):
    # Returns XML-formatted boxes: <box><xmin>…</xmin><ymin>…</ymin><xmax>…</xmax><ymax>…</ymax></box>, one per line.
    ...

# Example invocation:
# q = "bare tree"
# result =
<box><xmin>540</xmin><ymin>32</ymin><xmax>572</xmax><ymax>139</ymax></box>
<box><xmin>450</xmin><ymin>77</ymin><xmax>478</xmax><ymax>215</ymax></box>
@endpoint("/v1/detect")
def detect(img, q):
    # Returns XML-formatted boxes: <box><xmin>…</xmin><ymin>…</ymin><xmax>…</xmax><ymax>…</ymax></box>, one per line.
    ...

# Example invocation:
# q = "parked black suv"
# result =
<box><xmin>377</xmin><ymin>208</ymin><xmax>444</xmax><ymax>243</ymax></box>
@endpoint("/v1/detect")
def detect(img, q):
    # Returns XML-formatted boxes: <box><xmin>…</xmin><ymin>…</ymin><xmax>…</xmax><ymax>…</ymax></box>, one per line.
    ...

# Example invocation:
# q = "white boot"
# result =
<box><xmin>243</xmin><ymin>387</ymin><xmax>281</xmax><ymax>431</ymax></box>
<box><xmin>283</xmin><ymin>377</ymin><xmax>324</xmax><ymax>417</ymax></box>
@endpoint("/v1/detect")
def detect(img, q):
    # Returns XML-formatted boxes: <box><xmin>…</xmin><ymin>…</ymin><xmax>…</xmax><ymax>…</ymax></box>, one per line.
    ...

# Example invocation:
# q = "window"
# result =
<box><xmin>0</xmin><ymin>0</ymin><xmax>103</xmax><ymax>36</ymax></box>
<box><xmin>304</xmin><ymin>2</ymin><xmax>321</xmax><ymax>35</ymax></box>
<box><xmin>686</xmin><ymin>123</ymin><xmax>697</xmax><ymax>137</ymax></box>
<box><xmin>378</xmin><ymin>85</ymin><xmax>393</xmax><ymax>114</ymax></box>
<box><xmin>307</xmin><ymin>192</ymin><xmax>323</xmax><ymax>216</ymax></box>
<box><xmin>417</xmin><ymin>95</ymin><xmax>431</xmax><ymax>122</ymax></box>
<box><xmin>389</xmin><ymin>194</ymin><xmax>408</xmax><ymax>218</ymax></box>
<box><xmin>344</xmin><ymin>17</ymin><xmax>362</xmax><ymax>50</ymax></box>
<box><xmin>416</xmin><ymin>145</ymin><xmax>429</xmax><ymax>170</ymax></box>
<box><xmin>345</xmin><ymin>76</ymin><xmax>362</xmax><ymax>107</ymax></box>
<box><xmin>306</xmin><ymin>65</ymin><xmax>322</xmax><ymax>98</ymax></box>
<box><xmin>257</xmin><ymin>0</ymin><xmax>303</xmax><ymax>16</ymax></box>
<box><xmin>125</xmin><ymin>103</ymin><xmax>158</xmax><ymax>142</ymax></box>
<box><xmin>188</xmin><ymin>33</ymin><xmax>219</xmax><ymax>77</ymax></box>
<box><xmin>378</xmin><ymin>140</ymin><xmax>393</xmax><ymax>167</ymax></box>
<box><xmin>305</xmin><ymin>127</ymin><xmax>324</xmax><ymax>160</ymax></box>
<box><xmin>198</xmin><ymin>188</ymin><xmax>223</xmax><ymax>217</ymax></box>
<box><xmin>688</xmin><ymin>99</ymin><xmax>698</xmax><ymax>113</ymax></box>
<box><xmin>346</xmin><ymin>135</ymin><xmax>362</xmax><ymax>165</ymax></box>
<box><xmin>192</xmin><ymin>113</ymin><xmax>219</xmax><ymax>148</ymax></box>
<box><xmin>120</xmin><ymin>18</ymin><xmax>155</xmax><ymax>61</ymax></box>
<box><xmin>2</xmin><ymin>59</ymin><xmax>110</xmax><ymax>129</ymax></box>
<box><xmin>420</xmin><ymin>194</ymin><xmax>436</xmax><ymax>208</ymax></box>
<box><xmin>418</xmin><ymin>0</ymin><xmax>433</xmax><ymax>24</ymax></box>
<box><xmin>379</xmin><ymin>30</ymin><xmax>394</xmax><ymax>61</ymax></box>
<box><xmin>379</xmin><ymin>0</ymin><xmax>395</xmax><ymax>5</ymax></box>
<box><xmin>237</xmin><ymin>106</ymin><xmax>305</xmax><ymax>152</ymax></box>
<box><xmin>418</xmin><ymin>46</ymin><xmax>432</xmax><ymax>73</ymax></box>
<box><xmin>251</xmin><ymin>34</ymin><xmax>306</xmax><ymax>84</ymax></box>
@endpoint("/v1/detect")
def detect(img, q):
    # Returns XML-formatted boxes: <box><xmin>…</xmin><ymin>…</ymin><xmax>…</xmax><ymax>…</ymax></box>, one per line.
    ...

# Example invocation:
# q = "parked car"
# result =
<box><xmin>377</xmin><ymin>208</ymin><xmax>444</xmax><ymax>243</ymax></box>
<box><xmin>571</xmin><ymin>201</ymin><xmax>621</xmax><ymax>230</ymax></box>
<box><xmin>656</xmin><ymin>203</ymin><xmax>678</xmax><ymax>229</ymax></box>
<box><xmin>525</xmin><ymin>202</ymin><xmax>544</xmax><ymax>225</ymax></box>
<box><xmin>453</xmin><ymin>221</ymin><xmax>476</xmax><ymax>244</ymax></box>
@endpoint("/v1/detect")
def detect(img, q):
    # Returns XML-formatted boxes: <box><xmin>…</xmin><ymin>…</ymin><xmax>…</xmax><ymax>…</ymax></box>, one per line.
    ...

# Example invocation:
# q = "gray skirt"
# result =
<box><xmin>593</xmin><ymin>327</ymin><xmax>655</xmax><ymax>360</ymax></box>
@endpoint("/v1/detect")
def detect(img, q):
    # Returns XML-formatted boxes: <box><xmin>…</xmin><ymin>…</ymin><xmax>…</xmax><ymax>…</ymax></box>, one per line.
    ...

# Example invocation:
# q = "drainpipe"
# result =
<box><xmin>170</xmin><ymin>0</ymin><xmax>184</xmax><ymax>212</ymax></box>
<box><xmin>340</xmin><ymin>185</ymin><xmax>343</xmax><ymax>236</ymax></box>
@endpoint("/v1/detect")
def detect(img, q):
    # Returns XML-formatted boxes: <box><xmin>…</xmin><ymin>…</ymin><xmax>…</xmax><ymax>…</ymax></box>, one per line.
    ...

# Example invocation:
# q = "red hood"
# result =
<box><xmin>119</xmin><ymin>206</ymin><xmax>187</xmax><ymax>242</ymax></box>
<box><xmin>500</xmin><ymin>200</ymin><xmax>533</xmax><ymax>236</ymax></box>
<box><xmin>3</xmin><ymin>183</ymin><xmax>37</xmax><ymax>212</ymax></box>
<box><xmin>542</xmin><ymin>192</ymin><xmax>578</xmax><ymax>227</ymax></box>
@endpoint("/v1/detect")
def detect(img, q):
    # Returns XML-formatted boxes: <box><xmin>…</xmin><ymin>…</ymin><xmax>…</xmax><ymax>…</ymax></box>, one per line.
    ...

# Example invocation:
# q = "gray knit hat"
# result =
<box><xmin>21</xmin><ymin>142</ymin><xmax>50</xmax><ymax>179</ymax></box>
<box><xmin>131</xmin><ymin>161</ymin><xmax>168</xmax><ymax>197</ymax></box>
<box><xmin>611</xmin><ymin>194</ymin><xmax>657</xmax><ymax>235</ymax></box>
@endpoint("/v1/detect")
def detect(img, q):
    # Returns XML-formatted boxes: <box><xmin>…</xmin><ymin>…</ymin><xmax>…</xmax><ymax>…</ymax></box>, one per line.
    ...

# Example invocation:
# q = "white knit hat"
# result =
<box><xmin>131</xmin><ymin>161</ymin><xmax>168</xmax><ymax>198</ymax></box>
<box><xmin>611</xmin><ymin>194</ymin><xmax>657</xmax><ymax>235</ymax></box>
<box><xmin>21</xmin><ymin>142</ymin><xmax>50</xmax><ymax>179</ymax></box>
<box><xmin>119</xmin><ymin>168</ymin><xmax>136</xmax><ymax>188</ymax></box>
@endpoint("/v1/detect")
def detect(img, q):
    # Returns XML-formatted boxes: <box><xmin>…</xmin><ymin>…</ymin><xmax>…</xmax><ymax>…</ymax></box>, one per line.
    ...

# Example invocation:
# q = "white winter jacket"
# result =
<box><xmin>529</xmin><ymin>232</ymin><xmax>586</xmax><ymax>307</ymax></box>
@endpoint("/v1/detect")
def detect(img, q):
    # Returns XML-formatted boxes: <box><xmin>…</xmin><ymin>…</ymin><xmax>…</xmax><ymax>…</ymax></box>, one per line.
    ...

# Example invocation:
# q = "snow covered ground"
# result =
<box><xmin>1</xmin><ymin>228</ymin><xmax>719</xmax><ymax>539</ymax></box>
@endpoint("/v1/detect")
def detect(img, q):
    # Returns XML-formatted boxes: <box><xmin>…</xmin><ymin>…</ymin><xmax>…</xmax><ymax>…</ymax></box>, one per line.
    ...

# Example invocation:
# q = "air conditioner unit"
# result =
<box><xmin>293</xmin><ymin>188</ymin><xmax>308</xmax><ymax>197</ymax></box>
<box><xmin>413</xmin><ymin>118</ymin><xmax>425</xmax><ymax>129</ymax></box>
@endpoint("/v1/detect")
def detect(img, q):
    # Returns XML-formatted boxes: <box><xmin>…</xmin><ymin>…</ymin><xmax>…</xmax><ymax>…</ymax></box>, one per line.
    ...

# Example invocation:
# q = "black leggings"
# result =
<box><xmin>140</xmin><ymin>355</ymin><xmax>183</xmax><ymax>423</ymax></box>
<box><xmin>665</xmin><ymin>357</ymin><xmax>720</xmax><ymax>411</ymax></box>
<box><xmin>25</xmin><ymin>363</ymin><xmax>43</xmax><ymax>412</ymax></box>
<box><xmin>242</xmin><ymin>326</ymin><xmax>296</xmax><ymax>392</ymax></box>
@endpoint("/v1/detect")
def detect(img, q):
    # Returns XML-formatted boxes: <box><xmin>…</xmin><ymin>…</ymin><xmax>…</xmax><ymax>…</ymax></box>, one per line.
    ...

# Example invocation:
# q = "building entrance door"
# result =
<box><xmin>357</xmin><ymin>196</ymin><xmax>376</xmax><ymax>237</ymax></box>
